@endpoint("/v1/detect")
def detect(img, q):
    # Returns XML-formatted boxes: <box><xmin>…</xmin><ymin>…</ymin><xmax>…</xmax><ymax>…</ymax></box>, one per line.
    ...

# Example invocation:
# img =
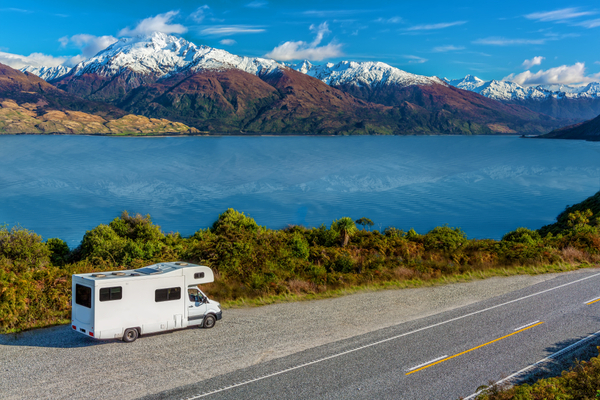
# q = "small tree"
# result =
<box><xmin>331</xmin><ymin>217</ymin><xmax>358</xmax><ymax>247</ymax></box>
<box><xmin>355</xmin><ymin>217</ymin><xmax>374</xmax><ymax>231</ymax></box>
<box><xmin>567</xmin><ymin>209</ymin><xmax>593</xmax><ymax>229</ymax></box>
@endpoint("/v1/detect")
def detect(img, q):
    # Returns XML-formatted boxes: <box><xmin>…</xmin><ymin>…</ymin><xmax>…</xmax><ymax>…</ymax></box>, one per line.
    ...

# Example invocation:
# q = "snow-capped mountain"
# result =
<box><xmin>67</xmin><ymin>31</ymin><xmax>282</xmax><ymax>79</ymax></box>
<box><xmin>445</xmin><ymin>75</ymin><xmax>600</xmax><ymax>101</ymax></box>
<box><xmin>20</xmin><ymin>65</ymin><xmax>71</xmax><ymax>81</ymax></box>
<box><xmin>291</xmin><ymin>60</ymin><xmax>443</xmax><ymax>88</ymax></box>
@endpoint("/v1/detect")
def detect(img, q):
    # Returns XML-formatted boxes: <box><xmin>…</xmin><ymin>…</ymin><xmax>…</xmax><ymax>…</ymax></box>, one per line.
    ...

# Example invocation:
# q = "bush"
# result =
<box><xmin>46</xmin><ymin>238</ymin><xmax>70</xmax><ymax>267</ymax></box>
<box><xmin>423</xmin><ymin>225</ymin><xmax>467</xmax><ymax>252</ymax></box>
<box><xmin>0</xmin><ymin>226</ymin><xmax>51</xmax><ymax>272</ymax></box>
<box><xmin>502</xmin><ymin>227</ymin><xmax>542</xmax><ymax>245</ymax></box>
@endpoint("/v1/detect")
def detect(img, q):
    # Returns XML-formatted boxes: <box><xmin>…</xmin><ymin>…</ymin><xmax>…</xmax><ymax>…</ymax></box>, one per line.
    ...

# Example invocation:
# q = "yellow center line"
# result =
<box><xmin>586</xmin><ymin>298</ymin><xmax>600</xmax><ymax>305</ymax></box>
<box><xmin>405</xmin><ymin>321</ymin><xmax>545</xmax><ymax>376</ymax></box>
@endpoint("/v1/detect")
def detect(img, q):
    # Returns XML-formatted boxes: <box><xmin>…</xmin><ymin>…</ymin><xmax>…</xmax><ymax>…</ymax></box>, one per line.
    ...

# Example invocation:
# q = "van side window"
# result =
<box><xmin>75</xmin><ymin>284</ymin><xmax>92</xmax><ymax>308</ymax></box>
<box><xmin>99</xmin><ymin>286</ymin><xmax>122</xmax><ymax>302</ymax></box>
<box><xmin>194</xmin><ymin>272</ymin><xmax>205</xmax><ymax>279</ymax></box>
<box><xmin>155</xmin><ymin>287</ymin><xmax>181</xmax><ymax>302</ymax></box>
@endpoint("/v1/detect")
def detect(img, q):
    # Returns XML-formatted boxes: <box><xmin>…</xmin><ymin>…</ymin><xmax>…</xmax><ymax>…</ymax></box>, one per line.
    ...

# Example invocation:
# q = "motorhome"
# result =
<box><xmin>71</xmin><ymin>262</ymin><xmax>222</xmax><ymax>342</ymax></box>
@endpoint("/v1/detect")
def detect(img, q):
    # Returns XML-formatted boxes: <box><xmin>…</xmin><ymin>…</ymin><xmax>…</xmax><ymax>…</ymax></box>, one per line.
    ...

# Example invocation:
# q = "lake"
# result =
<box><xmin>1</xmin><ymin>135</ymin><xmax>599</xmax><ymax>247</ymax></box>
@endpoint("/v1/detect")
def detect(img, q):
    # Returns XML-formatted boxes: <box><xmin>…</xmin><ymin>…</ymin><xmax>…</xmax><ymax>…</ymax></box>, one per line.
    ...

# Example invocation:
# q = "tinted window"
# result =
<box><xmin>194</xmin><ymin>272</ymin><xmax>205</xmax><ymax>279</ymax></box>
<box><xmin>99</xmin><ymin>286</ymin><xmax>122</xmax><ymax>302</ymax></box>
<box><xmin>155</xmin><ymin>287</ymin><xmax>181</xmax><ymax>302</ymax></box>
<box><xmin>75</xmin><ymin>284</ymin><xmax>92</xmax><ymax>308</ymax></box>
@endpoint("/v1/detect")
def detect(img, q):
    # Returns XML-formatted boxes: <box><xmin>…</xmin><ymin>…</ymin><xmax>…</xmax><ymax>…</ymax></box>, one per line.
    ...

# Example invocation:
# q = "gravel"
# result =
<box><xmin>0</xmin><ymin>272</ymin><xmax>573</xmax><ymax>400</ymax></box>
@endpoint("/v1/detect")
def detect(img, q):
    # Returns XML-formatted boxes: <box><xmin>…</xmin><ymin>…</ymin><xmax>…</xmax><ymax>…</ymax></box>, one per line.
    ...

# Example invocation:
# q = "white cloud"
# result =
<box><xmin>407</xmin><ymin>21</ymin><xmax>466</xmax><ymax>31</ymax></box>
<box><xmin>62</xmin><ymin>34</ymin><xmax>118</xmax><ymax>57</ymax></box>
<box><xmin>432</xmin><ymin>45</ymin><xmax>465</xmax><ymax>52</ymax></box>
<box><xmin>265</xmin><ymin>22</ymin><xmax>343</xmax><ymax>61</ymax></box>
<box><xmin>522</xmin><ymin>56</ymin><xmax>545</xmax><ymax>69</ymax></box>
<box><xmin>504</xmin><ymin>62</ymin><xmax>600</xmax><ymax>85</ymax></box>
<box><xmin>219</xmin><ymin>39</ymin><xmax>237</xmax><ymax>46</ymax></box>
<box><xmin>525</xmin><ymin>7</ymin><xmax>595</xmax><ymax>22</ymax></box>
<box><xmin>404</xmin><ymin>55</ymin><xmax>427</xmax><ymax>64</ymax></box>
<box><xmin>58</xmin><ymin>34</ymin><xmax>118</xmax><ymax>66</ymax></box>
<box><xmin>190</xmin><ymin>5</ymin><xmax>210</xmax><ymax>23</ymax></box>
<box><xmin>473</xmin><ymin>37</ymin><xmax>546</xmax><ymax>46</ymax></box>
<box><xmin>118</xmin><ymin>11</ymin><xmax>187</xmax><ymax>37</ymax></box>
<box><xmin>246</xmin><ymin>1</ymin><xmax>268</xmax><ymax>8</ymax></box>
<box><xmin>374</xmin><ymin>17</ymin><xmax>403</xmax><ymax>24</ymax></box>
<box><xmin>577</xmin><ymin>18</ymin><xmax>600</xmax><ymax>28</ymax></box>
<box><xmin>0</xmin><ymin>51</ymin><xmax>68</xmax><ymax>69</ymax></box>
<box><xmin>200</xmin><ymin>25</ymin><xmax>265</xmax><ymax>36</ymax></box>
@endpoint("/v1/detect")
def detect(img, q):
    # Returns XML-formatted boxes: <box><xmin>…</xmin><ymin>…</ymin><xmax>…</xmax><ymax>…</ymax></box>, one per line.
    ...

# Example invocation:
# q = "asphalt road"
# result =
<box><xmin>145</xmin><ymin>269</ymin><xmax>600</xmax><ymax>400</ymax></box>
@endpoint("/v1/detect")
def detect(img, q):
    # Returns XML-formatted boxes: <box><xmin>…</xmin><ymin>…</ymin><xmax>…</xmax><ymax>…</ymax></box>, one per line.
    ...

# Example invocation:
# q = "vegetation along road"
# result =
<box><xmin>2</xmin><ymin>269</ymin><xmax>599</xmax><ymax>399</ymax></box>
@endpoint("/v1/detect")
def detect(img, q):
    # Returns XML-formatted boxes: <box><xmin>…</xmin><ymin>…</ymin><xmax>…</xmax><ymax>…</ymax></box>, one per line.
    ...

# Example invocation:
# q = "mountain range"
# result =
<box><xmin>445</xmin><ymin>75</ymin><xmax>600</xmax><ymax>121</ymax></box>
<box><xmin>3</xmin><ymin>31</ymin><xmax>597</xmax><ymax>137</ymax></box>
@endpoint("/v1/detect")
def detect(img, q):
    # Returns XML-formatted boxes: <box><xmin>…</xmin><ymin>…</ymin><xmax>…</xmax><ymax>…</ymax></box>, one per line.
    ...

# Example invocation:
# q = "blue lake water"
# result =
<box><xmin>1</xmin><ymin>135</ymin><xmax>599</xmax><ymax>247</ymax></box>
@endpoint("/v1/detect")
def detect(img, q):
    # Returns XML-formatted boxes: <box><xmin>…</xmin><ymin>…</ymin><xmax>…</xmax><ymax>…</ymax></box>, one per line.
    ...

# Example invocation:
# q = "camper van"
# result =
<box><xmin>71</xmin><ymin>262</ymin><xmax>222</xmax><ymax>342</ymax></box>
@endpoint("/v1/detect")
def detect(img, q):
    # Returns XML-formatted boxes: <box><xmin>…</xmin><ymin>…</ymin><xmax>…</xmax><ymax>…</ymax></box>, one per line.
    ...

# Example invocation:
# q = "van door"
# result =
<box><xmin>187</xmin><ymin>288</ymin><xmax>207</xmax><ymax>325</ymax></box>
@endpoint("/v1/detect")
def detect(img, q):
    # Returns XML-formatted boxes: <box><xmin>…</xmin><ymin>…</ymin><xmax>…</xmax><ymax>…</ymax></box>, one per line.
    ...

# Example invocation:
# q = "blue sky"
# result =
<box><xmin>1</xmin><ymin>0</ymin><xmax>600</xmax><ymax>85</ymax></box>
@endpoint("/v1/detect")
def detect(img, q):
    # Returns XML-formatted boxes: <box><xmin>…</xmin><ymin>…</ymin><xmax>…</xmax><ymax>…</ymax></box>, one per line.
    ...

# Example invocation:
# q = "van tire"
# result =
<box><xmin>123</xmin><ymin>328</ymin><xmax>139</xmax><ymax>342</ymax></box>
<box><xmin>203</xmin><ymin>314</ymin><xmax>216</xmax><ymax>329</ymax></box>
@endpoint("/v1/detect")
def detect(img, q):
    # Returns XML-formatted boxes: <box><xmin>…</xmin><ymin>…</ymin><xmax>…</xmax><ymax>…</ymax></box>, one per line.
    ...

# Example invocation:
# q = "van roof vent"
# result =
<box><xmin>130</xmin><ymin>273</ymin><xmax>140</xmax><ymax>276</ymax></box>
<box><xmin>91</xmin><ymin>274</ymin><xmax>106</xmax><ymax>278</ymax></box>
<box><xmin>112</xmin><ymin>272</ymin><xmax>126</xmax><ymax>276</ymax></box>
<box><xmin>175</xmin><ymin>262</ymin><xmax>188</xmax><ymax>266</ymax></box>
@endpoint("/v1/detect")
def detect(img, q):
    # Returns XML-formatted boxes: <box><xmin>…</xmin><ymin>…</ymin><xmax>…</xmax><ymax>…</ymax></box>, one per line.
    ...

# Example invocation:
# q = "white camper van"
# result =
<box><xmin>71</xmin><ymin>262</ymin><xmax>222</xmax><ymax>342</ymax></box>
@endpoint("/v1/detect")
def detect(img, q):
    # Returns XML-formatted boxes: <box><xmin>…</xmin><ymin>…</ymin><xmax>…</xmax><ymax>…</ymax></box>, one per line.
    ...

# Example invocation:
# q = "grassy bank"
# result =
<box><xmin>1</xmin><ymin>191</ymin><xmax>599</xmax><ymax>334</ymax></box>
<box><xmin>475</xmin><ymin>348</ymin><xmax>600</xmax><ymax>400</ymax></box>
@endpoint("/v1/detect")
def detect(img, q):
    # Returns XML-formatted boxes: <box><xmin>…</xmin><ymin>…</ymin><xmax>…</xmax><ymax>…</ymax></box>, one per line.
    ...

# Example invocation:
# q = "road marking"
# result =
<box><xmin>181</xmin><ymin>271</ymin><xmax>600</xmax><ymax>399</ymax></box>
<box><xmin>585</xmin><ymin>296</ymin><xmax>600</xmax><ymax>305</ymax></box>
<box><xmin>463</xmin><ymin>328</ymin><xmax>600</xmax><ymax>400</ymax></box>
<box><xmin>405</xmin><ymin>322</ymin><xmax>544</xmax><ymax>376</ymax></box>
<box><xmin>513</xmin><ymin>320</ymin><xmax>540</xmax><ymax>331</ymax></box>
<box><xmin>407</xmin><ymin>355</ymin><xmax>449</xmax><ymax>372</ymax></box>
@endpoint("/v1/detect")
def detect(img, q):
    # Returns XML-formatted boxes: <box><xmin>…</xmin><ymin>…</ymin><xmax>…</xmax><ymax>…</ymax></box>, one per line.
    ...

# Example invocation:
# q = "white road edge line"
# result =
<box><xmin>584</xmin><ymin>295</ymin><xmax>600</xmax><ymax>304</ymax></box>
<box><xmin>183</xmin><ymin>271</ymin><xmax>600</xmax><ymax>399</ymax></box>
<box><xmin>513</xmin><ymin>320</ymin><xmax>540</xmax><ymax>331</ymax></box>
<box><xmin>407</xmin><ymin>355</ymin><xmax>448</xmax><ymax>371</ymax></box>
<box><xmin>463</xmin><ymin>328</ymin><xmax>600</xmax><ymax>400</ymax></box>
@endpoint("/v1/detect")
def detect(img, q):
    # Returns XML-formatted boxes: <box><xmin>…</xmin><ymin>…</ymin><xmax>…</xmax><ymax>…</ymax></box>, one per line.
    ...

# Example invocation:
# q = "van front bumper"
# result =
<box><xmin>216</xmin><ymin>311</ymin><xmax>222</xmax><ymax>320</ymax></box>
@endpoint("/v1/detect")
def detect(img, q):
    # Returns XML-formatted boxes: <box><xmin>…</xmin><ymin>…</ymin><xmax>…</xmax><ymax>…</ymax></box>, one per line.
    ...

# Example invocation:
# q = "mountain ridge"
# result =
<box><xmin>12</xmin><ymin>33</ymin><xmax>564</xmax><ymax>135</ymax></box>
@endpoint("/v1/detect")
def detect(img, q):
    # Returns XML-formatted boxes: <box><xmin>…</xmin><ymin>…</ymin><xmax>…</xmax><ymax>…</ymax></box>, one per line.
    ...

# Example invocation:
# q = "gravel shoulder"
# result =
<box><xmin>0</xmin><ymin>272</ymin><xmax>580</xmax><ymax>399</ymax></box>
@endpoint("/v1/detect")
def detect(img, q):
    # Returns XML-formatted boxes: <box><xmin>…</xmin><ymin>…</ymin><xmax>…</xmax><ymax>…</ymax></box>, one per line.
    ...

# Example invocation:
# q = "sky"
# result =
<box><xmin>1</xmin><ymin>0</ymin><xmax>600</xmax><ymax>85</ymax></box>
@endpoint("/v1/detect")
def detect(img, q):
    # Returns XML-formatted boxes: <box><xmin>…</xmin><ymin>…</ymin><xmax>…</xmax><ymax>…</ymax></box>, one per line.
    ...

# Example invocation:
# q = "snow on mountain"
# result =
<box><xmin>66</xmin><ymin>31</ymin><xmax>282</xmax><ymax>79</ymax></box>
<box><xmin>445</xmin><ymin>75</ymin><xmax>485</xmax><ymax>91</ymax></box>
<box><xmin>446</xmin><ymin>75</ymin><xmax>600</xmax><ymax>101</ymax></box>
<box><xmin>291</xmin><ymin>60</ymin><xmax>443</xmax><ymax>88</ymax></box>
<box><xmin>20</xmin><ymin>65</ymin><xmax>71</xmax><ymax>81</ymax></box>
<box><xmin>22</xmin><ymin>33</ymin><xmax>441</xmax><ymax>91</ymax></box>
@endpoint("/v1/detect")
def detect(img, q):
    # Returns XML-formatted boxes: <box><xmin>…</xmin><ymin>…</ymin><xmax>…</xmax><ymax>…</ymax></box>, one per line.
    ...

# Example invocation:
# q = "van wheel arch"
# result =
<box><xmin>123</xmin><ymin>327</ymin><xmax>140</xmax><ymax>342</ymax></box>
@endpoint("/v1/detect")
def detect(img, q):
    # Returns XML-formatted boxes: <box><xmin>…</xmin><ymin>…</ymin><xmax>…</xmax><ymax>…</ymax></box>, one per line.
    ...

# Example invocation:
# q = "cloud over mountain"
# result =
<box><xmin>118</xmin><ymin>11</ymin><xmax>187</xmax><ymax>37</ymax></box>
<box><xmin>265</xmin><ymin>22</ymin><xmax>343</xmax><ymax>61</ymax></box>
<box><xmin>504</xmin><ymin>62</ymin><xmax>600</xmax><ymax>85</ymax></box>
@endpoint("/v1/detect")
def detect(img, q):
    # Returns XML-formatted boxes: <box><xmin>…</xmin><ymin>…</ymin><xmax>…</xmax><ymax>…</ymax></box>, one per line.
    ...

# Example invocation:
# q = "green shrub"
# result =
<box><xmin>423</xmin><ymin>225</ymin><xmax>467</xmax><ymax>252</ymax></box>
<box><xmin>46</xmin><ymin>238</ymin><xmax>70</xmax><ymax>267</ymax></box>
<box><xmin>502</xmin><ymin>227</ymin><xmax>542</xmax><ymax>245</ymax></box>
<box><xmin>0</xmin><ymin>226</ymin><xmax>51</xmax><ymax>272</ymax></box>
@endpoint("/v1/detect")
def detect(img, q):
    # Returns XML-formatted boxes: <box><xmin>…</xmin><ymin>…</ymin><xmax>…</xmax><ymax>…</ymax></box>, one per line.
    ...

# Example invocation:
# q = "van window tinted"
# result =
<box><xmin>155</xmin><ymin>287</ymin><xmax>181</xmax><ymax>302</ymax></box>
<box><xmin>194</xmin><ymin>272</ymin><xmax>205</xmax><ymax>279</ymax></box>
<box><xmin>99</xmin><ymin>286</ymin><xmax>122</xmax><ymax>302</ymax></box>
<box><xmin>75</xmin><ymin>284</ymin><xmax>92</xmax><ymax>308</ymax></box>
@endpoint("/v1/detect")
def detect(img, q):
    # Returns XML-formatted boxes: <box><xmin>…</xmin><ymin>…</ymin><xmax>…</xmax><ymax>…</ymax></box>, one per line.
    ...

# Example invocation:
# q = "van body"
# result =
<box><xmin>71</xmin><ymin>262</ymin><xmax>222</xmax><ymax>342</ymax></box>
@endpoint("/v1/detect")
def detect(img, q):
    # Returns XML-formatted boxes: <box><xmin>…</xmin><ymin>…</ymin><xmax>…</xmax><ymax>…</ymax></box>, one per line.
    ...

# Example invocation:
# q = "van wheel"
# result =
<box><xmin>123</xmin><ymin>328</ymin><xmax>138</xmax><ymax>342</ymax></box>
<box><xmin>203</xmin><ymin>315</ymin><xmax>216</xmax><ymax>329</ymax></box>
